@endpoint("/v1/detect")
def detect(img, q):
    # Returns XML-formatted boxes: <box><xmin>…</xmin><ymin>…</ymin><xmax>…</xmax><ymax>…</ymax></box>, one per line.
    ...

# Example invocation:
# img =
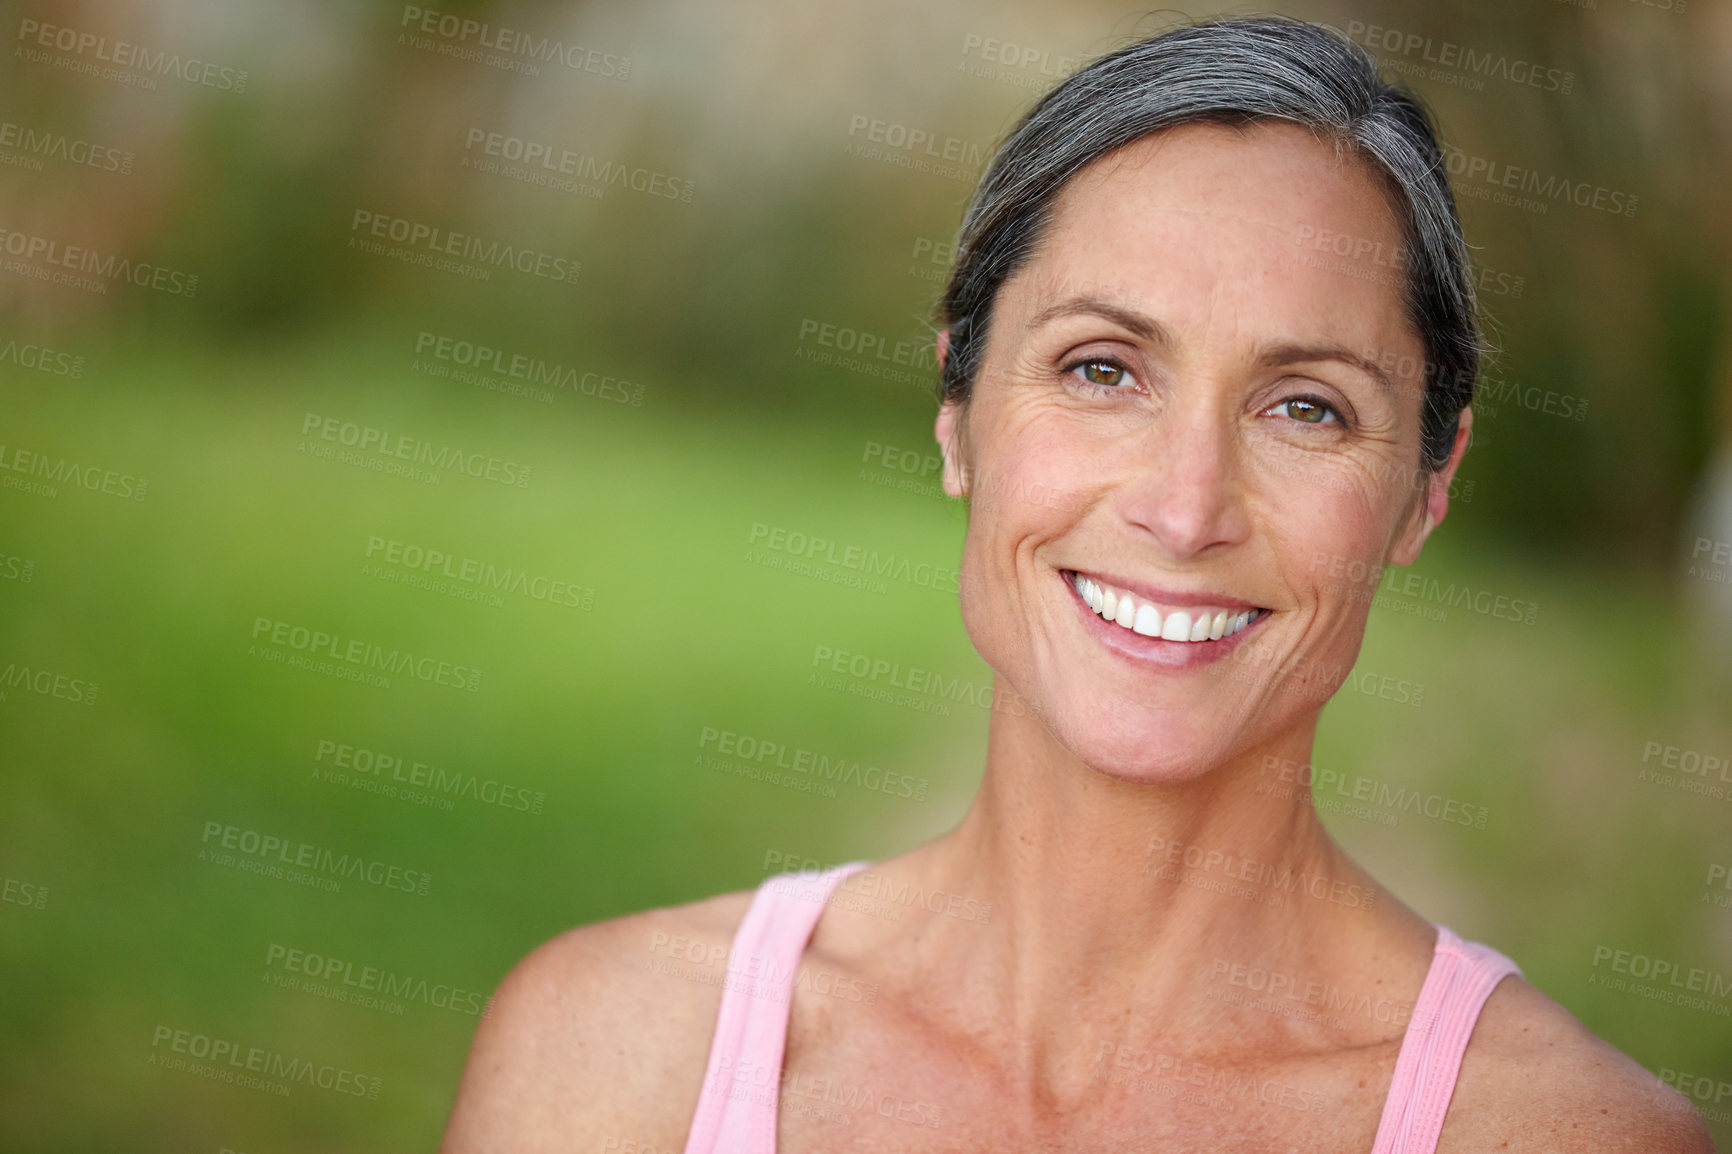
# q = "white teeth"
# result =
<box><xmin>1131</xmin><ymin>603</ymin><xmax>1163</xmax><ymax>636</ymax></box>
<box><xmin>1070</xmin><ymin>571</ymin><xmax>1262</xmax><ymax>644</ymax></box>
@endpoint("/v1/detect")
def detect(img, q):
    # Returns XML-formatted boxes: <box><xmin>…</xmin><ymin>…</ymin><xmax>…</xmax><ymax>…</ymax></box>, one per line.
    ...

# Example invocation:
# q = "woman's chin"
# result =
<box><xmin>1083</xmin><ymin>749</ymin><xmax>1227</xmax><ymax>786</ymax></box>
<box><xmin>1051</xmin><ymin>701</ymin><xmax>1243</xmax><ymax>785</ymax></box>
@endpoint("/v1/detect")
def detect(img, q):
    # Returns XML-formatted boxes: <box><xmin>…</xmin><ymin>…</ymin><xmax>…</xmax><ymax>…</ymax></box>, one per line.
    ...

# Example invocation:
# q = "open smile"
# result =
<box><xmin>1061</xmin><ymin>569</ymin><xmax>1270</xmax><ymax>650</ymax></box>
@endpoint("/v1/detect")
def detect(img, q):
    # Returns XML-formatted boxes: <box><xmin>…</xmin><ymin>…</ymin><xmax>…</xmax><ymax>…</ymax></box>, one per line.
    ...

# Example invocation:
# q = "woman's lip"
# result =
<box><xmin>1061</xmin><ymin>568</ymin><xmax>1270</xmax><ymax>664</ymax></box>
<box><xmin>1061</xmin><ymin>568</ymin><xmax>1264</xmax><ymax>611</ymax></box>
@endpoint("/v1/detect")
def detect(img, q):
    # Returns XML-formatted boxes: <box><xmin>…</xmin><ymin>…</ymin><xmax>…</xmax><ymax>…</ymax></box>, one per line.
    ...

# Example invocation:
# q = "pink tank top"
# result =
<box><xmin>681</xmin><ymin>864</ymin><xmax>1520</xmax><ymax>1154</ymax></box>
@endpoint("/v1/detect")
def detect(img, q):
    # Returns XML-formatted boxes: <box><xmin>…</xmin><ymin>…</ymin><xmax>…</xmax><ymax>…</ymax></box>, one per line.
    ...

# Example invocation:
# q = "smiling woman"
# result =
<box><xmin>439</xmin><ymin>18</ymin><xmax>1713</xmax><ymax>1154</ymax></box>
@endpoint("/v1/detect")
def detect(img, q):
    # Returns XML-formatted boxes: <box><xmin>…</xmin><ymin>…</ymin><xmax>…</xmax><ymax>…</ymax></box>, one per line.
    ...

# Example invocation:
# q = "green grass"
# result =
<box><xmin>1</xmin><ymin>335</ymin><xmax>1728</xmax><ymax>1149</ymax></box>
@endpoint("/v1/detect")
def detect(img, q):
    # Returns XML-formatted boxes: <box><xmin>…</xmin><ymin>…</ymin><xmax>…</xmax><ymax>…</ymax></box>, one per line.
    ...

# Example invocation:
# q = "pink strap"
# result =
<box><xmin>682</xmin><ymin>864</ymin><xmax>868</xmax><ymax>1154</ymax></box>
<box><xmin>1370</xmin><ymin>924</ymin><xmax>1521</xmax><ymax>1154</ymax></box>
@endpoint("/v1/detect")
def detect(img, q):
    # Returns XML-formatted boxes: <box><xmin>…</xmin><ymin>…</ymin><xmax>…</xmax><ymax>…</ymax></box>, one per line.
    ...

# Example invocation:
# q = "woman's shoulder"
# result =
<box><xmin>1439</xmin><ymin>972</ymin><xmax>1714</xmax><ymax>1153</ymax></box>
<box><xmin>439</xmin><ymin>886</ymin><xmax>759</xmax><ymax>1153</ymax></box>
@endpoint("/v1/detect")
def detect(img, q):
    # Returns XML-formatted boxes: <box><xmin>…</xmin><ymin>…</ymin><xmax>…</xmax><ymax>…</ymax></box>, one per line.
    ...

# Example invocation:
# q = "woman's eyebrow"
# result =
<box><xmin>1253</xmin><ymin>342</ymin><xmax>1395</xmax><ymax>396</ymax></box>
<box><xmin>1026</xmin><ymin>299</ymin><xmax>1400</xmax><ymax>397</ymax></box>
<box><xmin>1027</xmin><ymin>297</ymin><xmax>1174</xmax><ymax>348</ymax></box>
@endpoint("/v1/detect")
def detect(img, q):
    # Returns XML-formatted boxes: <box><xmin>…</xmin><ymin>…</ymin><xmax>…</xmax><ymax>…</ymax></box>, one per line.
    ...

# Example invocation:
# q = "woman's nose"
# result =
<box><xmin>1113</xmin><ymin>403</ymin><xmax>1251</xmax><ymax>560</ymax></box>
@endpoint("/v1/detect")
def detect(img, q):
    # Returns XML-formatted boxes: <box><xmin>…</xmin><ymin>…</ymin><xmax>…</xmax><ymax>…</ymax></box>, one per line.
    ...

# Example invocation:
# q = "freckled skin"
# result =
<box><xmin>439</xmin><ymin>123</ymin><xmax>1714</xmax><ymax>1154</ymax></box>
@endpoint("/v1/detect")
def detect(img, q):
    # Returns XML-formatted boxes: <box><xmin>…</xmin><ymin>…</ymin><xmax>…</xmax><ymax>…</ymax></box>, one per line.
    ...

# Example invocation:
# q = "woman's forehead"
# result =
<box><xmin>1056</xmin><ymin>120</ymin><xmax>1396</xmax><ymax>228</ymax></box>
<box><xmin>1005</xmin><ymin>122</ymin><xmax>1418</xmax><ymax>365</ymax></box>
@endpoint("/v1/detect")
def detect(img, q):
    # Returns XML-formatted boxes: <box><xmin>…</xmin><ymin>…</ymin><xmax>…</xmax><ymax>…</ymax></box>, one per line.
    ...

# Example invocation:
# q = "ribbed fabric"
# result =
<box><xmin>683</xmin><ymin>868</ymin><xmax>1519</xmax><ymax>1154</ymax></box>
<box><xmin>682</xmin><ymin>863</ymin><xmax>869</xmax><ymax>1154</ymax></box>
<box><xmin>1369</xmin><ymin>924</ymin><xmax>1522</xmax><ymax>1152</ymax></box>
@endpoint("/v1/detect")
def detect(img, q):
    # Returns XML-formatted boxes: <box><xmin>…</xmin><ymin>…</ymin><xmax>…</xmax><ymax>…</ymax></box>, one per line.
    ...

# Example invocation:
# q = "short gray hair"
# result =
<box><xmin>939</xmin><ymin>16</ymin><xmax>1479</xmax><ymax>470</ymax></box>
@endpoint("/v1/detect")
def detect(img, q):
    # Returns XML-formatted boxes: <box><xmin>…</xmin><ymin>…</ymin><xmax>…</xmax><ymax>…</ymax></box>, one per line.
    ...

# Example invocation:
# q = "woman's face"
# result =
<box><xmin>936</xmin><ymin>120</ymin><xmax>1469</xmax><ymax>780</ymax></box>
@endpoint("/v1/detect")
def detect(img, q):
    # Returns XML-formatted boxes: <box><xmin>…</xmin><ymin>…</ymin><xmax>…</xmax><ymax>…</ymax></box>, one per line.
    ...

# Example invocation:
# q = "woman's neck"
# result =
<box><xmin>878</xmin><ymin>676</ymin><xmax>1431</xmax><ymax>1084</ymax></box>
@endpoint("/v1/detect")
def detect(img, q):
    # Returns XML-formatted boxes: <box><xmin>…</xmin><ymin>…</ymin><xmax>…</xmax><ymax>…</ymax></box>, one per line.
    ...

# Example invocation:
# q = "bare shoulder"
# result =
<box><xmin>440</xmin><ymin>887</ymin><xmax>757</xmax><ymax>1154</ymax></box>
<box><xmin>1439</xmin><ymin>974</ymin><xmax>1715</xmax><ymax>1153</ymax></box>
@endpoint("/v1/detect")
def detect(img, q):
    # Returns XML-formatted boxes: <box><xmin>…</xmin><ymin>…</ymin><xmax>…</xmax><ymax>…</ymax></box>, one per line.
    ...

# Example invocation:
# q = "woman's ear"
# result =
<box><xmin>933</xmin><ymin>327</ymin><xmax>971</xmax><ymax>498</ymax></box>
<box><xmin>934</xmin><ymin>400</ymin><xmax>970</xmax><ymax>499</ymax></box>
<box><xmin>1388</xmin><ymin>407</ymin><xmax>1473</xmax><ymax>566</ymax></box>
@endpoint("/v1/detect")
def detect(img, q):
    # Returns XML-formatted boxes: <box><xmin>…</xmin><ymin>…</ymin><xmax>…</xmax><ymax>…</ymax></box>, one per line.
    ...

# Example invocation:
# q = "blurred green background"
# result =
<box><xmin>2</xmin><ymin>0</ymin><xmax>1731</xmax><ymax>1149</ymax></box>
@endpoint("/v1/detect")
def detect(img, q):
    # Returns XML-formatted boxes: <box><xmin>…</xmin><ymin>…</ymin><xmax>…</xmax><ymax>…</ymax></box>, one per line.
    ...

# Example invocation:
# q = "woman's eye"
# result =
<box><xmin>1069</xmin><ymin>358</ymin><xmax>1129</xmax><ymax>389</ymax></box>
<box><xmin>1269</xmin><ymin>396</ymin><xmax>1341</xmax><ymax>425</ymax></box>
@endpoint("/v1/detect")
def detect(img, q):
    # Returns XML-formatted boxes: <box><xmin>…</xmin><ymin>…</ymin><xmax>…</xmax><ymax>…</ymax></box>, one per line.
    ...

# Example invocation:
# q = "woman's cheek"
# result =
<box><xmin>955</xmin><ymin>450</ymin><xmax>1047</xmax><ymax>664</ymax></box>
<box><xmin>1253</xmin><ymin>447</ymin><xmax>1390</xmax><ymax>542</ymax></box>
<box><xmin>984</xmin><ymin>410</ymin><xmax>1096</xmax><ymax>525</ymax></box>
<box><xmin>955</xmin><ymin>530</ymin><xmax>1015</xmax><ymax>679</ymax></box>
<box><xmin>1270</xmin><ymin>496</ymin><xmax>1386</xmax><ymax>638</ymax></box>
